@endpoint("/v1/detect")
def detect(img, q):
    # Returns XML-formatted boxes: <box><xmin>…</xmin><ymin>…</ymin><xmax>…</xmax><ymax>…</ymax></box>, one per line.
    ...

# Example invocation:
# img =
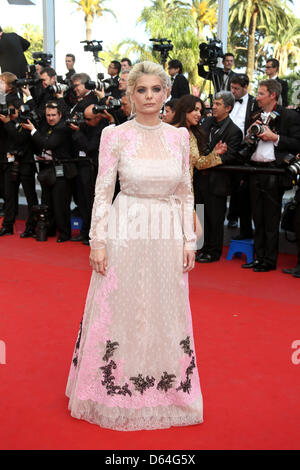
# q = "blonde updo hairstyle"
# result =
<box><xmin>127</xmin><ymin>61</ymin><xmax>169</xmax><ymax>113</ymax></box>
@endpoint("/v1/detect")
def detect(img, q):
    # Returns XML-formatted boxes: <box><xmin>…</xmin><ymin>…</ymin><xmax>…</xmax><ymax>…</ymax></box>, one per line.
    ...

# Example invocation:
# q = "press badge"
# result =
<box><xmin>55</xmin><ymin>165</ymin><xmax>64</xmax><ymax>177</ymax></box>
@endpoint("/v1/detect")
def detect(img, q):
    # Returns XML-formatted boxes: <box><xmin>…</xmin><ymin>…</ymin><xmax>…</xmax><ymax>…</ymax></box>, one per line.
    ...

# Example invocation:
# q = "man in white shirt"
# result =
<box><xmin>242</xmin><ymin>79</ymin><xmax>300</xmax><ymax>272</ymax></box>
<box><xmin>227</xmin><ymin>74</ymin><xmax>258</xmax><ymax>238</ymax></box>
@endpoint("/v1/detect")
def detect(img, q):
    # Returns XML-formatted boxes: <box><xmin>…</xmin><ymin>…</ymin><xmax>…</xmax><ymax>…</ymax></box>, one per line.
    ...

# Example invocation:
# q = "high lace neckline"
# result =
<box><xmin>133</xmin><ymin>119</ymin><xmax>163</xmax><ymax>130</ymax></box>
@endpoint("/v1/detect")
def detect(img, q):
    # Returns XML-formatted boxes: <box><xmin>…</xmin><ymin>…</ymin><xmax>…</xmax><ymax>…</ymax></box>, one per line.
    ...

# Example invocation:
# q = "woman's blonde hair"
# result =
<box><xmin>127</xmin><ymin>61</ymin><xmax>170</xmax><ymax>95</ymax></box>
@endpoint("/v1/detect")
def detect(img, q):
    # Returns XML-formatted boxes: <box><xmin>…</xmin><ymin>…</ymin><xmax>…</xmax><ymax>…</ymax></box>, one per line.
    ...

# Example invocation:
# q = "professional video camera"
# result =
<box><xmin>18</xmin><ymin>104</ymin><xmax>39</xmax><ymax>125</ymax></box>
<box><xmin>81</xmin><ymin>40</ymin><xmax>103</xmax><ymax>62</ymax></box>
<box><xmin>199</xmin><ymin>38</ymin><xmax>224</xmax><ymax>70</ymax></box>
<box><xmin>283</xmin><ymin>154</ymin><xmax>300</xmax><ymax>176</ymax></box>
<box><xmin>32</xmin><ymin>52</ymin><xmax>53</xmax><ymax>67</ymax></box>
<box><xmin>92</xmin><ymin>100</ymin><xmax>121</xmax><ymax>114</ymax></box>
<box><xmin>65</xmin><ymin>112</ymin><xmax>85</xmax><ymax>126</ymax></box>
<box><xmin>150</xmin><ymin>38</ymin><xmax>173</xmax><ymax>67</ymax></box>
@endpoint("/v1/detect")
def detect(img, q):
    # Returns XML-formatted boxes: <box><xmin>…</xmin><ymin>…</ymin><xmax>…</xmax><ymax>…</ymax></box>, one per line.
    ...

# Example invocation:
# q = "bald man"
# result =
<box><xmin>69</xmin><ymin>104</ymin><xmax>109</xmax><ymax>244</ymax></box>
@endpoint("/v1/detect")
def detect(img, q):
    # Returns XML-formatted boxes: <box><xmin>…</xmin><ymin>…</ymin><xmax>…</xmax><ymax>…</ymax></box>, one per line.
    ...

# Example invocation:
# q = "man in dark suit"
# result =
<box><xmin>69</xmin><ymin>105</ymin><xmax>109</xmax><ymax>245</ymax></box>
<box><xmin>70</xmin><ymin>73</ymin><xmax>98</xmax><ymax>116</ymax></box>
<box><xmin>65</xmin><ymin>54</ymin><xmax>76</xmax><ymax>80</ymax></box>
<box><xmin>242</xmin><ymin>79</ymin><xmax>300</xmax><ymax>272</ymax></box>
<box><xmin>265</xmin><ymin>58</ymin><xmax>288</xmax><ymax>107</ymax></box>
<box><xmin>0</xmin><ymin>27</ymin><xmax>30</xmax><ymax>78</ymax></box>
<box><xmin>198</xmin><ymin>53</ymin><xmax>237</xmax><ymax>94</ymax></box>
<box><xmin>194</xmin><ymin>91</ymin><xmax>243</xmax><ymax>263</ymax></box>
<box><xmin>22</xmin><ymin>101</ymin><xmax>77</xmax><ymax>242</ymax></box>
<box><xmin>227</xmin><ymin>73</ymin><xmax>259</xmax><ymax>238</ymax></box>
<box><xmin>167</xmin><ymin>59</ymin><xmax>190</xmax><ymax>100</ymax></box>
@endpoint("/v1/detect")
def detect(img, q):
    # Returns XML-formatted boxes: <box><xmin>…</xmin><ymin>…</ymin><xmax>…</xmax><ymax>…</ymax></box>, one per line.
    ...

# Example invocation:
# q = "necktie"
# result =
<box><xmin>235</xmin><ymin>98</ymin><xmax>243</xmax><ymax>104</ymax></box>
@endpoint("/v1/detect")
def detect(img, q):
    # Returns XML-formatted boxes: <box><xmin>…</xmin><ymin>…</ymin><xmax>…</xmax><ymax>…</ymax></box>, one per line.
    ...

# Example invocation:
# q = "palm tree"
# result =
<box><xmin>190</xmin><ymin>0</ymin><xmax>217</xmax><ymax>39</ymax></box>
<box><xmin>70</xmin><ymin>0</ymin><xmax>116</xmax><ymax>41</ymax></box>
<box><xmin>229</xmin><ymin>0</ymin><xmax>293</xmax><ymax>82</ymax></box>
<box><xmin>260</xmin><ymin>17</ymin><xmax>300</xmax><ymax>76</ymax></box>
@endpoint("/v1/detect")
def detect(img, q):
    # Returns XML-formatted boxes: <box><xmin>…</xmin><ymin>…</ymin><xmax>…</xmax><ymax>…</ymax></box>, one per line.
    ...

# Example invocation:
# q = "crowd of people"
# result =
<box><xmin>0</xmin><ymin>31</ymin><xmax>300</xmax><ymax>275</ymax></box>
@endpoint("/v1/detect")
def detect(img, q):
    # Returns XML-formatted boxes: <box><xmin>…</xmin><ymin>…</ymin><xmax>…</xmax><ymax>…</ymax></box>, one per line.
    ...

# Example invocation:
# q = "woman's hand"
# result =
<box><xmin>214</xmin><ymin>141</ymin><xmax>227</xmax><ymax>155</ymax></box>
<box><xmin>183</xmin><ymin>249</ymin><xmax>195</xmax><ymax>273</ymax></box>
<box><xmin>89</xmin><ymin>248</ymin><xmax>108</xmax><ymax>275</ymax></box>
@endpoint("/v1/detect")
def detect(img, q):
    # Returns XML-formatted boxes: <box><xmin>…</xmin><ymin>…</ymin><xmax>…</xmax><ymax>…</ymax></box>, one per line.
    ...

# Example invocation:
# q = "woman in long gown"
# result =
<box><xmin>66</xmin><ymin>61</ymin><xmax>203</xmax><ymax>431</ymax></box>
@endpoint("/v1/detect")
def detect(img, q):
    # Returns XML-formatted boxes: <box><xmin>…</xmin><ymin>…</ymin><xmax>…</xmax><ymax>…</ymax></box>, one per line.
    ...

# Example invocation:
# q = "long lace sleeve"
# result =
<box><xmin>89</xmin><ymin>126</ymin><xmax>119</xmax><ymax>250</ymax></box>
<box><xmin>174</xmin><ymin>127</ymin><xmax>197</xmax><ymax>251</ymax></box>
<box><xmin>189</xmin><ymin>132</ymin><xmax>222</xmax><ymax>171</ymax></box>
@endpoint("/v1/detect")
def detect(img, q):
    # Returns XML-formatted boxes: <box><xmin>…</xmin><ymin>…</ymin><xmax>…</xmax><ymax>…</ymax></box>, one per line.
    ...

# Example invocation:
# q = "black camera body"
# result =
<box><xmin>14</xmin><ymin>78</ymin><xmax>41</xmax><ymax>88</ymax></box>
<box><xmin>199</xmin><ymin>38</ymin><xmax>224</xmax><ymax>69</ymax></box>
<box><xmin>283</xmin><ymin>154</ymin><xmax>300</xmax><ymax>176</ymax></box>
<box><xmin>66</xmin><ymin>112</ymin><xmax>85</xmax><ymax>126</ymax></box>
<box><xmin>92</xmin><ymin>99</ymin><xmax>121</xmax><ymax>114</ymax></box>
<box><xmin>81</xmin><ymin>40</ymin><xmax>103</xmax><ymax>53</ymax></box>
<box><xmin>0</xmin><ymin>103</ymin><xmax>14</xmax><ymax>116</ymax></box>
<box><xmin>32</xmin><ymin>52</ymin><xmax>53</xmax><ymax>67</ymax></box>
<box><xmin>18</xmin><ymin>104</ymin><xmax>39</xmax><ymax>125</ymax></box>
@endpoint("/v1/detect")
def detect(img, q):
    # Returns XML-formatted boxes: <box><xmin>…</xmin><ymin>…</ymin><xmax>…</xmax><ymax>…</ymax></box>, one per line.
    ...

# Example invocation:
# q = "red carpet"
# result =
<box><xmin>0</xmin><ymin>220</ymin><xmax>300</xmax><ymax>450</ymax></box>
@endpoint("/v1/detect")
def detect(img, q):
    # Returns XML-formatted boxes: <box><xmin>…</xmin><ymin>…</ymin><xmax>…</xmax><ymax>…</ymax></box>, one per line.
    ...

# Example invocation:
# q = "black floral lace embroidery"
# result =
<box><xmin>130</xmin><ymin>374</ymin><xmax>155</xmax><ymax>395</ymax></box>
<box><xmin>99</xmin><ymin>337</ymin><xmax>196</xmax><ymax>397</ymax></box>
<box><xmin>72</xmin><ymin>319</ymin><xmax>83</xmax><ymax>368</ymax></box>
<box><xmin>157</xmin><ymin>371</ymin><xmax>176</xmax><ymax>392</ymax></box>
<box><xmin>180</xmin><ymin>336</ymin><xmax>193</xmax><ymax>357</ymax></box>
<box><xmin>100</xmin><ymin>360</ymin><xmax>132</xmax><ymax>397</ymax></box>
<box><xmin>103</xmin><ymin>340</ymin><xmax>119</xmax><ymax>362</ymax></box>
<box><xmin>176</xmin><ymin>356</ymin><xmax>196</xmax><ymax>394</ymax></box>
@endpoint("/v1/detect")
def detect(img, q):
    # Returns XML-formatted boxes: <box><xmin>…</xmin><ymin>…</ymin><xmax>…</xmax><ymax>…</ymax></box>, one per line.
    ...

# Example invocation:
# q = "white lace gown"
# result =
<box><xmin>66</xmin><ymin>119</ymin><xmax>203</xmax><ymax>431</ymax></box>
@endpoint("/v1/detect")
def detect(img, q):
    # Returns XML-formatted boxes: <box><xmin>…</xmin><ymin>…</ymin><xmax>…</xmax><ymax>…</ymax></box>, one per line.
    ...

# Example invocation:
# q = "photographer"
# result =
<box><xmin>265</xmin><ymin>58</ymin><xmax>288</xmax><ymax>107</ymax></box>
<box><xmin>27</xmin><ymin>67</ymin><xmax>69</xmax><ymax>120</ymax></box>
<box><xmin>69</xmin><ymin>104</ymin><xmax>109</xmax><ymax>245</ymax></box>
<box><xmin>70</xmin><ymin>73</ymin><xmax>98</xmax><ymax>115</ymax></box>
<box><xmin>282</xmin><ymin>177</ymin><xmax>300</xmax><ymax>278</ymax></box>
<box><xmin>198</xmin><ymin>52</ymin><xmax>237</xmax><ymax>94</ymax></box>
<box><xmin>22</xmin><ymin>101</ymin><xmax>77</xmax><ymax>242</ymax></box>
<box><xmin>0</xmin><ymin>97</ymin><xmax>38</xmax><ymax>237</ymax></box>
<box><xmin>243</xmin><ymin>79</ymin><xmax>300</xmax><ymax>272</ymax></box>
<box><xmin>0</xmin><ymin>26</ymin><xmax>30</xmax><ymax>78</ymax></box>
<box><xmin>194</xmin><ymin>91</ymin><xmax>243</xmax><ymax>263</ymax></box>
<box><xmin>167</xmin><ymin>59</ymin><xmax>190</xmax><ymax>100</ymax></box>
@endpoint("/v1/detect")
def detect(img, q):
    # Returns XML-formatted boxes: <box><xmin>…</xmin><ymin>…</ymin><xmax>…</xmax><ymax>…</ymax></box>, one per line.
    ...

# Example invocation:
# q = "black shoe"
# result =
<box><xmin>253</xmin><ymin>262</ymin><xmax>276</xmax><ymax>272</ymax></box>
<box><xmin>198</xmin><ymin>253</ymin><xmax>219</xmax><ymax>263</ymax></box>
<box><xmin>57</xmin><ymin>236</ymin><xmax>70</xmax><ymax>243</ymax></box>
<box><xmin>0</xmin><ymin>226</ymin><xmax>13</xmax><ymax>236</ymax></box>
<box><xmin>195</xmin><ymin>251</ymin><xmax>206</xmax><ymax>262</ymax></box>
<box><xmin>242</xmin><ymin>259</ymin><xmax>262</xmax><ymax>269</ymax></box>
<box><xmin>293</xmin><ymin>272</ymin><xmax>300</xmax><ymax>278</ymax></box>
<box><xmin>282</xmin><ymin>266</ymin><xmax>300</xmax><ymax>275</ymax></box>
<box><xmin>71</xmin><ymin>234</ymin><xmax>85</xmax><ymax>242</ymax></box>
<box><xmin>20</xmin><ymin>229</ymin><xmax>36</xmax><ymax>239</ymax></box>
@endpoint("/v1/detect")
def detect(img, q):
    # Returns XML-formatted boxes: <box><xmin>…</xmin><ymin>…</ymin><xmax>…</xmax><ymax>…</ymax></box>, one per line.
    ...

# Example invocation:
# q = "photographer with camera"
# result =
<box><xmin>167</xmin><ymin>59</ymin><xmax>190</xmax><ymax>100</ymax></box>
<box><xmin>22</xmin><ymin>101</ymin><xmax>77</xmax><ymax>242</ymax></box>
<box><xmin>242</xmin><ymin>79</ymin><xmax>300</xmax><ymax>272</ymax></box>
<box><xmin>198</xmin><ymin>42</ymin><xmax>237</xmax><ymax>94</ymax></box>
<box><xmin>226</xmin><ymin>73</ymin><xmax>259</xmax><ymax>238</ymax></box>
<box><xmin>69</xmin><ymin>104</ymin><xmax>109</xmax><ymax>245</ymax></box>
<box><xmin>25</xmin><ymin>67</ymin><xmax>69</xmax><ymax>121</ymax></box>
<box><xmin>69</xmin><ymin>73</ymin><xmax>98</xmax><ymax>115</ymax></box>
<box><xmin>0</xmin><ymin>97</ymin><xmax>38</xmax><ymax>237</ymax></box>
<box><xmin>107</xmin><ymin>61</ymin><xmax>121</xmax><ymax>98</ymax></box>
<box><xmin>194</xmin><ymin>91</ymin><xmax>243</xmax><ymax>263</ymax></box>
